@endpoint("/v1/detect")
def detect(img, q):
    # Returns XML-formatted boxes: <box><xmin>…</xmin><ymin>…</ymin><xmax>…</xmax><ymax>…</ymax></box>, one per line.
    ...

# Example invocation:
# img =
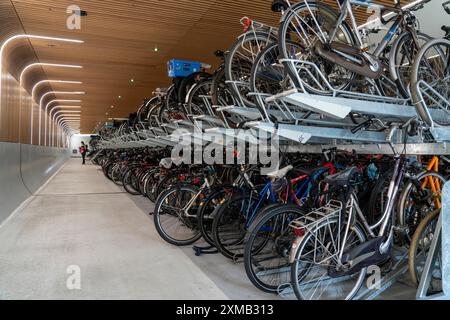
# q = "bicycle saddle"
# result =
<box><xmin>271</xmin><ymin>0</ymin><xmax>288</xmax><ymax>12</ymax></box>
<box><xmin>159</xmin><ymin>157</ymin><xmax>173</xmax><ymax>169</ymax></box>
<box><xmin>265</xmin><ymin>165</ymin><xmax>293</xmax><ymax>179</ymax></box>
<box><xmin>214</xmin><ymin>50</ymin><xmax>225</xmax><ymax>58</ymax></box>
<box><xmin>323</xmin><ymin>167</ymin><xmax>358</xmax><ymax>187</ymax></box>
<box><xmin>442</xmin><ymin>25</ymin><xmax>450</xmax><ymax>37</ymax></box>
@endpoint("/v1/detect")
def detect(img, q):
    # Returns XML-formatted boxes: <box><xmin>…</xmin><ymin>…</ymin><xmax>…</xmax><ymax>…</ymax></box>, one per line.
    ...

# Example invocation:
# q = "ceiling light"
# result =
<box><xmin>153</xmin><ymin>47</ymin><xmax>160</xmax><ymax>52</ymax></box>
<box><xmin>0</xmin><ymin>34</ymin><xmax>84</xmax><ymax>125</ymax></box>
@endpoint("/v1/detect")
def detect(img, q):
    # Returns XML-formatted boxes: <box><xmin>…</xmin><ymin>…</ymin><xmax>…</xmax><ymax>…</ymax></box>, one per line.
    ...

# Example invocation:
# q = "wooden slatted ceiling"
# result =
<box><xmin>11</xmin><ymin>0</ymin><xmax>414</xmax><ymax>133</ymax></box>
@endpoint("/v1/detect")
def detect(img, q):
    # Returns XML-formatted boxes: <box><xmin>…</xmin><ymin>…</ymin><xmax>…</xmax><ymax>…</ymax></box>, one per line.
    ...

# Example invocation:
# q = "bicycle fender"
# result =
<box><xmin>289</xmin><ymin>235</ymin><xmax>305</xmax><ymax>264</ymax></box>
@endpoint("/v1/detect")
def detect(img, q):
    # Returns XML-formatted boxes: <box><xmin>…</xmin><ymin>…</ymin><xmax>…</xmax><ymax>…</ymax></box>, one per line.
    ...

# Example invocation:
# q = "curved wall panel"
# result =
<box><xmin>0</xmin><ymin>1</ymin><xmax>69</xmax><ymax>224</ymax></box>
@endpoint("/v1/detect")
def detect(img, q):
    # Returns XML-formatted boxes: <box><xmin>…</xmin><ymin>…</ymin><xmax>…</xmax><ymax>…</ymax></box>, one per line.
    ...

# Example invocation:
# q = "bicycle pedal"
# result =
<box><xmin>379</xmin><ymin>258</ymin><xmax>394</xmax><ymax>275</ymax></box>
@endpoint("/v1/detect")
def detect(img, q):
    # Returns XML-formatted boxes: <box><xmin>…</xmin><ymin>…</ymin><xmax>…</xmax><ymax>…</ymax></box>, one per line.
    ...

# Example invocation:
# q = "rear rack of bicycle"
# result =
<box><xmin>97</xmin><ymin>58</ymin><xmax>450</xmax><ymax>155</ymax></box>
<box><xmin>289</xmin><ymin>200</ymin><xmax>342</xmax><ymax>231</ymax></box>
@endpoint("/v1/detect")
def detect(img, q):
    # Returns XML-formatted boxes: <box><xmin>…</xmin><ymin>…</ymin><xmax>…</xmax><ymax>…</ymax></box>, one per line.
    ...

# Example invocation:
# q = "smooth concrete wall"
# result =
<box><xmin>20</xmin><ymin>145</ymin><xmax>69</xmax><ymax>194</ymax></box>
<box><xmin>0</xmin><ymin>142</ymin><xmax>69</xmax><ymax>223</ymax></box>
<box><xmin>0</xmin><ymin>142</ymin><xmax>31</xmax><ymax>223</ymax></box>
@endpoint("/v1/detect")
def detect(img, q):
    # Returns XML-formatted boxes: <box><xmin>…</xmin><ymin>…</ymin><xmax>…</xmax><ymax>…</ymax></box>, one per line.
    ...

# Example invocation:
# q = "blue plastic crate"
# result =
<box><xmin>167</xmin><ymin>59</ymin><xmax>202</xmax><ymax>78</ymax></box>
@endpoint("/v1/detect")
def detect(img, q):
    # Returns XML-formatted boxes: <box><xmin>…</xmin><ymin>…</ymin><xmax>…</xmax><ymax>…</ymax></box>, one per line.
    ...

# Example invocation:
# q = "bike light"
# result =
<box><xmin>293</xmin><ymin>227</ymin><xmax>305</xmax><ymax>237</ymax></box>
<box><xmin>243</xmin><ymin>18</ymin><xmax>252</xmax><ymax>32</ymax></box>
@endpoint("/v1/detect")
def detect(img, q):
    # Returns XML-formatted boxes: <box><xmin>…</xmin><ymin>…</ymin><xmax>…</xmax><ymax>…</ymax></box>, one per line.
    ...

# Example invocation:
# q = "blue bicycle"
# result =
<box><xmin>211</xmin><ymin>161</ymin><xmax>336</xmax><ymax>262</ymax></box>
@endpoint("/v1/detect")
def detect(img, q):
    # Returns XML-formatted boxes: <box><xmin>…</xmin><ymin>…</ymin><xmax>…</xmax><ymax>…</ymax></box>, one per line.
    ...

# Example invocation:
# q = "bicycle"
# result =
<box><xmin>288</xmin><ymin>120</ymin><xmax>442</xmax><ymax>300</ymax></box>
<box><xmin>278</xmin><ymin>0</ymin><xmax>432</xmax><ymax>96</ymax></box>
<box><xmin>410</xmin><ymin>1</ymin><xmax>450</xmax><ymax>127</ymax></box>
<box><xmin>152</xmin><ymin>166</ymin><xmax>219</xmax><ymax>246</ymax></box>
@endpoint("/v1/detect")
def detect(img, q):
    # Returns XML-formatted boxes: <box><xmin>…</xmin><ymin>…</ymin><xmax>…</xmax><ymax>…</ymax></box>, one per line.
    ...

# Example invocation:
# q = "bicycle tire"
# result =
<box><xmin>291</xmin><ymin>218</ymin><xmax>366</xmax><ymax>300</ymax></box>
<box><xmin>244</xmin><ymin>204</ymin><xmax>305</xmax><ymax>293</ymax></box>
<box><xmin>123</xmin><ymin>167</ymin><xmax>141</xmax><ymax>195</ymax></box>
<box><xmin>178</xmin><ymin>71</ymin><xmax>212</xmax><ymax>104</ymax></box>
<box><xmin>225</xmin><ymin>31</ymin><xmax>276</xmax><ymax>107</ymax></box>
<box><xmin>398</xmin><ymin>171</ymin><xmax>446</xmax><ymax>243</ymax></box>
<box><xmin>153</xmin><ymin>185</ymin><xmax>202</xmax><ymax>246</ymax></box>
<box><xmin>278</xmin><ymin>1</ymin><xmax>356</xmax><ymax>95</ymax></box>
<box><xmin>389</xmin><ymin>31</ymin><xmax>433</xmax><ymax>98</ymax></box>
<box><xmin>408</xmin><ymin>209</ymin><xmax>441</xmax><ymax>291</ymax></box>
<box><xmin>197</xmin><ymin>187</ymin><xmax>230</xmax><ymax>246</ymax></box>
<box><xmin>410</xmin><ymin>38</ymin><xmax>450</xmax><ymax>126</ymax></box>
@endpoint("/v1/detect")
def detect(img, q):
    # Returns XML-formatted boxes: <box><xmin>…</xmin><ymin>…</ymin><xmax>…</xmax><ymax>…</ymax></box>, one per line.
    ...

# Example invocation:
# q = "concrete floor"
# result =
<box><xmin>0</xmin><ymin>159</ymin><xmax>417</xmax><ymax>300</ymax></box>
<box><xmin>0</xmin><ymin>159</ymin><xmax>267</xmax><ymax>300</ymax></box>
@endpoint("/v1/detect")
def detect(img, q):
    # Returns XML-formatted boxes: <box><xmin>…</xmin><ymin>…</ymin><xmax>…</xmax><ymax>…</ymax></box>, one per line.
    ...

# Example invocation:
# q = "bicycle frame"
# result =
<box><xmin>181</xmin><ymin>179</ymin><xmax>212</xmax><ymax>217</ymax></box>
<box><xmin>300</xmin><ymin>0</ymin><xmax>420</xmax><ymax>59</ymax></box>
<box><xmin>244</xmin><ymin>165</ymin><xmax>334</xmax><ymax>228</ymax></box>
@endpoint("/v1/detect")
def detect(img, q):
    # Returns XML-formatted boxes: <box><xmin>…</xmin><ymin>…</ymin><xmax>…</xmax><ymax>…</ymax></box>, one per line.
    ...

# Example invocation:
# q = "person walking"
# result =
<box><xmin>79</xmin><ymin>141</ymin><xmax>87</xmax><ymax>165</ymax></box>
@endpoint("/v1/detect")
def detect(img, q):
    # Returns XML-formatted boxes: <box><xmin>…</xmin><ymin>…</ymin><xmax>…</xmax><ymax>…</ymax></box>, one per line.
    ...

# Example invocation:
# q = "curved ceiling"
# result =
<box><xmin>11</xmin><ymin>0</ymin><xmax>414</xmax><ymax>133</ymax></box>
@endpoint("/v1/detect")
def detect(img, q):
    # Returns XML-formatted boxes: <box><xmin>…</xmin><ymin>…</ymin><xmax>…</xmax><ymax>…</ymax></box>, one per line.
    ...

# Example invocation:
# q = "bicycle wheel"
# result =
<box><xmin>156</xmin><ymin>174</ymin><xmax>179</xmax><ymax>200</ymax></box>
<box><xmin>409</xmin><ymin>209</ymin><xmax>442</xmax><ymax>293</ymax></box>
<box><xmin>158</xmin><ymin>85</ymin><xmax>186</xmax><ymax>126</ymax></box>
<box><xmin>225</xmin><ymin>31</ymin><xmax>275</xmax><ymax>107</ymax></box>
<box><xmin>145</xmin><ymin>168</ymin><xmax>160</xmax><ymax>202</ymax></box>
<box><xmin>278</xmin><ymin>1</ymin><xmax>356</xmax><ymax>95</ymax></box>
<box><xmin>111</xmin><ymin>164</ymin><xmax>124</xmax><ymax>186</ymax></box>
<box><xmin>411</xmin><ymin>38</ymin><xmax>450</xmax><ymax>126</ymax></box>
<box><xmin>197</xmin><ymin>187</ymin><xmax>230</xmax><ymax>246</ymax></box>
<box><xmin>212</xmin><ymin>192</ymin><xmax>262</xmax><ymax>260</ymax></box>
<box><xmin>398</xmin><ymin>171</ymin><xmax>446</xmax><ymax>243</ymax></box>
<box><xmin>244</xmin><ymin>204</ymin><xmax>305</xmax><ymax>294</ymax></box>
<box><xmin>211</xmin><ymin>65</ymin><xmax>241</xmax><ymax>128</ymax></box>
<box><xmin>123</xmin><ymin>168</ymin><xmax>141</xmax><ymax>195</ymax></box>
<box><xmin>153</xmin><ymin>185</ymin><xmax>202</xmax><ymax>246</ymax></box>
<box><xmin>147</xmin><ymin>102</ymin><xmax>162</xmax><ymax>128</ymax></box>
<box><xmin>178</xmin><ymin>71</ymin><xmax>211</xmax><ymax>104</ymax></box>
<box><xmin>185</xmin><ymin>79</ymin><xmax>214</xmax><ymax>116</ymax></box>
<box><xmin>390</xmin><ymin>31</ymin><xmax>433</xmax><ymax>98</ymax></box>
<box><xmin>250</xmin><ymin>40</ymin><xmax>310</xmax><ymax>120</ymax></box>
<box><xmin>291</xmin><ymin>218</ymin><xmax>366</xmax><ymax>300</ymax></box>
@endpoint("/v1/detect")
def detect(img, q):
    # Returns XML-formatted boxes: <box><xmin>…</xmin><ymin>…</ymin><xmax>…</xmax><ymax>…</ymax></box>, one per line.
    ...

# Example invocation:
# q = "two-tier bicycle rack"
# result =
<box><xmin>95</xmin><ymin>57</ymin><xmax>450</xmax><ymax>300</ymax></box>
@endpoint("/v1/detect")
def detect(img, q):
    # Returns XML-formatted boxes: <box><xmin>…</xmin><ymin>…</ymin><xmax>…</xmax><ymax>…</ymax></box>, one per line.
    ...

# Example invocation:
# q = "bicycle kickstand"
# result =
<box><xmin>192</xmin><ymin>245</ymin><xmax>218</xmax><ymax>256</ymax></box>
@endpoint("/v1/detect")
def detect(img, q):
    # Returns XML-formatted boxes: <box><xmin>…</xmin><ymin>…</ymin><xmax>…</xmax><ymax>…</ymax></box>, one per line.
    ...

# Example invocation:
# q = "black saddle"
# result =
<box><xmin>214</xmin><ymin>50</ymin><xmax>225</xmax><ymax>58</ymax></box>
<box><xmin>442</xmin><ymin>25</ymin><xmax>450</xmax><ymax>37</ymax></box>
<box><xmin>323</xmin><ymin>167</ymin><xmax>358</xmax><ymax>187</ymax></box>
<box><xmin>271</xmin><ymin>0</ymin><xmax>288</xmax><ymax>12</ymax></box>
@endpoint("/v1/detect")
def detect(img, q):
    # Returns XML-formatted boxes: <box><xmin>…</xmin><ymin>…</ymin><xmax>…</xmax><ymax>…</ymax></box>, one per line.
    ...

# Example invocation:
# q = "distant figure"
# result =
<box><xmin>79</xmin><ymin>141</ymin><xmax>87</xmax><ymax>165</ymax></box>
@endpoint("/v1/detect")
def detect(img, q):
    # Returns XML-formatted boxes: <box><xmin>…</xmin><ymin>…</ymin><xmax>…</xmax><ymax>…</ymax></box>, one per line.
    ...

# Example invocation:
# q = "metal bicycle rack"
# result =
<box><xmin>415</xmin><ymin>182</ymin><xmax>450</xmax><ymax>300</ymax></box>
<box><xmin>96</xmin><ymin>57</ymin><xmax>450</xmax><ymax>300</ymax></box>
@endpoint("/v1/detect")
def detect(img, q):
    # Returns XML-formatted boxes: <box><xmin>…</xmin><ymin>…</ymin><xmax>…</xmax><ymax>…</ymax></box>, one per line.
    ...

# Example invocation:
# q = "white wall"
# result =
<box><xmin>415</xmin><ymin>0</ymin><xmax>449</xmax><ymax>39</ymax></box>
<box><xmin>366</xmin><ymin>0</ymin><xmax>449</xmax><ymax>45</ymax></box>
<box><xmin>70</xmin><ymin>134</ymin><xmax>92</xmax><ymax>157</ymax></box>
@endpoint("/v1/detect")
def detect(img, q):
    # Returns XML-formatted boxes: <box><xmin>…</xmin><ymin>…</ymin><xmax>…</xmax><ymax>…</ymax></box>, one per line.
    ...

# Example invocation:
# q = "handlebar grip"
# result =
<box><xmin>444</xmin><ymin>1</ymin><xmax>450</xmax><ymax>14</ymax></box>
<box><xmin>379</xmin><ymin>8</ymin><xmax>397</xmax><ymax>25</ymax></box>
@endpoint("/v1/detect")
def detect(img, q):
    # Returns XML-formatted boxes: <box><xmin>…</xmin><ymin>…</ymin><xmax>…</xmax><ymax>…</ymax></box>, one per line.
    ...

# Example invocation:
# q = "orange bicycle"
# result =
<box><xmin>398</xmin><ymin>156</ymin><xmax>448</xmax><ymax>242</ymax></box>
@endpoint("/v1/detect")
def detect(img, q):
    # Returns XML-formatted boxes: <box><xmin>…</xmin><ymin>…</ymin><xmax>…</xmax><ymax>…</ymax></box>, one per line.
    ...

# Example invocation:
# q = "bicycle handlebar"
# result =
<box><xmin>444</xmin><ymin>1</ymin><xmax>450</xmax><ymax>14</ymax></box>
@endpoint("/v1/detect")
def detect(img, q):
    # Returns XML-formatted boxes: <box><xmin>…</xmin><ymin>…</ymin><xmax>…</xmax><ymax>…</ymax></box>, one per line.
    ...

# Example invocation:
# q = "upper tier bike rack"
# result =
<box><xmin>98</xmin><ymin>70</ymin><xmax>450</xmax><ymax>154</ymax></box>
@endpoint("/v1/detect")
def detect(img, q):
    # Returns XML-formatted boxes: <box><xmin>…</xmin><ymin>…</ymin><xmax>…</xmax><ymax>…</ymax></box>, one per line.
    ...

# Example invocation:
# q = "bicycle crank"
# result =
<box><xmin>314</xmin><ymin>41</ymin><xmax>383</xmax><ymax>79</ymax></box>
